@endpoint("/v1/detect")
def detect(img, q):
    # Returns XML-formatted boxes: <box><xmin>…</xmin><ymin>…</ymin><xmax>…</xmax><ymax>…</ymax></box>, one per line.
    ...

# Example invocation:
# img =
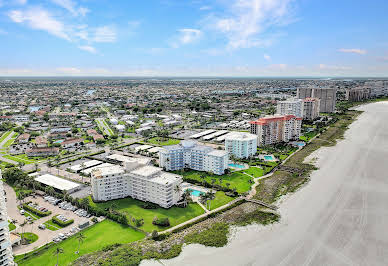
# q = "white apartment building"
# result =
<box><xmin>224</xmin><ymin>132</ymin><xmax>258</xmax><ymax>159</ymax></box>
<box><xmin>250</xmin><ymin>115</ymin><xmax>302</xmax><ymax>146</ymax></box>
<box><xmin>91</xmin><ymin>162</ymin><xmax>182</xmax><ymax>208</ymax></box>
<box><xmin>159</xmin><ymin>140</ymin><xmax>228</xmax><ymax>175</ymax></box>
<box><xmin>303</xmin><ymin>98</ymin><xmax>321</xmax><ymax>120</ymax></box>
<box><xmin>276</xmin><ymin>98</ymin><xmax>304</xmax><ymax>118</ymax></box>
<box><xmin>0</xmin><ymin>176</ymin><xmax>14</xmax><ymax>266</ymax></box>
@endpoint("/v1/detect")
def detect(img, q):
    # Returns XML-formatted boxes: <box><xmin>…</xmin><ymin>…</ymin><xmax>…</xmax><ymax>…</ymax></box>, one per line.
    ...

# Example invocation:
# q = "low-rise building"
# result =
<box><xmin>61</xmin><ymin>138</ymin><xmax>83</xmax><ymax>149</ymax></box>
<box><xmin>159</xmin><ymin>140</ymin><xmax>228</xmax><ymax>175</ymax></box>
<box><xmin>35</xmin><ymin>136</ymin><xmax>48</xmax><ymax>147</ymax></box>
<box><xmin>17</xmin><ymin>133</ymin><xmax>30</xmax><ymax>144</ymax></box>
<box><xmin>224</xmin><ymin>132</ymin><xmax>258</xmax><ymax>159</ymax></box>
<box><xmin>26</xmin><ymin>147</ymin><xmax>59</xmax><ymax>157</ymax></box>
<box><xmin>91</xmin><ymin>163</ymin><xmax>182</xmax><ymax>208</ymax></box>
<box><xmin>250</xmin><ymin>115</ymin><xmax>302</xmax><ymax>146</ymax></box>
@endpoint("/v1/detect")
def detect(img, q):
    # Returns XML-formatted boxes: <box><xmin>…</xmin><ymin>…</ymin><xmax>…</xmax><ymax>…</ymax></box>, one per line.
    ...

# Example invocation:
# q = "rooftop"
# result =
<box><xmin>34</xmin><ymin>174</ymin><xmax>81</xmax><ymax>191</ymax></box>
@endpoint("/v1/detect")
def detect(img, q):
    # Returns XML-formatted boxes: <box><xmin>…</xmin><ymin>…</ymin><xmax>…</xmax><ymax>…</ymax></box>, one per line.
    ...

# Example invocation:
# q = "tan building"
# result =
<box><xmin>250</xmin><ymin>114</ymin><xmax>302</xmax><ymax>146</ymax></box>
<box><xmin>297</xmin><ymin>88</ymin><xmax>337</xmax><ymax>113</ymax></box>
<box><xmin>303</xmin><ymin>98</ymin><xmax>321</xmax><ymax>120</ymax></box>
<box><xmin>345</xmin><ymin>87</ymin><xmax>371</xmax><ymax>101</ymax></box>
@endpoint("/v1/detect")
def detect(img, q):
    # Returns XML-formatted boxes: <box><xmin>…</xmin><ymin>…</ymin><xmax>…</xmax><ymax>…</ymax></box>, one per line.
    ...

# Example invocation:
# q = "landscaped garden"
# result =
<box><xmin>88</xmin><ymin>197</ymin><xmax>205</xmax><ymax>232</ymax></box>
<box><xmin>20</xmin><ymin>232</ymin><xmax>39</xmax><ymax>244</ymax></box>
<box><xmin>8</xmin><ymin>221</ymin><xmax>16</xmax><ymax>231</ymax></box>
<box><xmin>43</xmin><ymin>220</ymin><xmax>60</xmax><ymax>231</ymax></box>
<box><xmin>16</xmin><ymin>220</ymin><xmax>145</xmax><ymax>266</ymax></box>
<box><xmin>147</xmin><ymin>137</ymin><xmax>180</xmax><ymax>146</ymax></box>
<box><xmin>209</xmin><ymin>191</ymin><xmax>235</xmax><ymax>210</ymax></box>
<box><xmin>3</xmin><ymin>154</ymin><xmax>41</xmax><ymax>165</ymax></box>
<box><xmin>244</xmin><ymin>167</ymin><xmax>265</xmax><ymax>178</ymax></box>
<box><xmin>180</xmin><ymin>170</ymin><xmax>254</xmax><ymax>194</ymax></box>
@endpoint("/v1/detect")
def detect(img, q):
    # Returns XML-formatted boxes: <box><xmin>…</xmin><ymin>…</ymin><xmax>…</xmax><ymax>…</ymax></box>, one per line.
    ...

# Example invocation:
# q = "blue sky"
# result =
<box><xmin>0</xmin><ymin>0</ymin><xmax>388</xmax><ymax>76</ymax></box>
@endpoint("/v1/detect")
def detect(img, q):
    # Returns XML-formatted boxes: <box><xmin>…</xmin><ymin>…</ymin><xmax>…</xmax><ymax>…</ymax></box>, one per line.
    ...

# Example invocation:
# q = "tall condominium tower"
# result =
<box><xmin>297</xmin><ymin>88</ymin><xmax>337</xmax><ymax>113</ymax></box>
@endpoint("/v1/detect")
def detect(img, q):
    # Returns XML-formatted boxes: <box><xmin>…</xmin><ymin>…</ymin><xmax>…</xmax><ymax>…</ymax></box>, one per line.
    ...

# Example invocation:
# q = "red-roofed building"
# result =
<box><xmin>250</xmin><ymin>114</ymin><xmax>302</xmax><ymax>146</ymax></box>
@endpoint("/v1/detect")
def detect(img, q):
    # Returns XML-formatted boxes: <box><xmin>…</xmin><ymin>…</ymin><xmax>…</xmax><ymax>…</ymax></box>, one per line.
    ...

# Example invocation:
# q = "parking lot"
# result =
<box><xmin>4</xmin><ymin>184</ymin><xmax>95</xmax><ymax>255</ymax></box>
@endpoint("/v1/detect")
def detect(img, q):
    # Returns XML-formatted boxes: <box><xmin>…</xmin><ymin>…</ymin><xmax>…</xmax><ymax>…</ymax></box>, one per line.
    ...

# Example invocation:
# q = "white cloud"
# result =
<box><xmin>177</xmin><ymin>28</ymin><xmax>202</xmax><ymax>46</ymax></box>
<box><xmin>51</xmin><ymin>0</ymin><xmax>89</xmax><ymax>17</ymax></box>
<box><xmin>199</xmin><ymin>6</ymin><xmax>211</xmax><ymax>11</ymax></box>
<box><xmin>338</xmin><ymin>48</ymin><xmax>367</xmax><ymax>55</ymax></box>
<box><xmin>8</xmin><ymin>8</ymin><xmax>70</xmax><ymax>40</ymax></box>
<box><xmin>56</xmin><ymin>67</ymin><xmax>82</xmax><ymax>74</ymax></box>
<box><xmin>14</xmin><ymin>0</ymin><xmax>27</xmax><ymax>5</ymax></box>
<box><xmin>264</xmin><ymin>54</ymin><xmax>271</xmax><ymax>61</ymax></box>
<box><xmin>78</xmin><ymin>45</ymin><xmax>96</xmax><ymax>53</ymax></box>
<box><xmin>205</xmin><ymin>0</ymin><xmax>294</xmax><ymax>49</ymax></box>
<box><xmin>94</xmin><ymin>26</ymin><xmax>116</xmax><ymax>43</ymax></box>
<box><xmin>319</xmin><ymin>64</ymin><xmax>352</xmax><ymax>70</ymax></box>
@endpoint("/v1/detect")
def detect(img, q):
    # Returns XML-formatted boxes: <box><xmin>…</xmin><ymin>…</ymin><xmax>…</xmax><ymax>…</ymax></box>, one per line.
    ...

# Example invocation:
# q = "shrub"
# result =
<box><xmin>22</xmin><ymin>203</ymin><xmax>51</xmax><ymax>217</ymax></box>
<box><xmin>52</xmin><ymin>215</ymin><xmax>74</xmax><ymax>227</ymax></box>
<box><xmin>140</xmin><ymin>202</ymin><xmax>158</xmax><ymax>209</ymax></box>
<box><xmin>152</xmin><ymin>217</ymin><xmax>170</xmax><ymax>227</ymax></box>
<box><xmin>91</xmin><ymin>217</ymin><xmax>98</xmax><ymax>223</ymax></box>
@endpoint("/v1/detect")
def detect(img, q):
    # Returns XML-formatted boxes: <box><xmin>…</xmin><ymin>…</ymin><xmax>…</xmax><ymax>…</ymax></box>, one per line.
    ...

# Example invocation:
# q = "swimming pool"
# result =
<box><xmin>264</xmin><ymin>155</ymin><xmax>274</xmax><ymax>161</ymax></box>
<box><xmin>186</xmin><ymin>189</ymin><xmax>204</xmax><ymax>197</ymax></box>
<box><xmin>54</xmin><ymin>140</ymin><xmax>64</xmax><ymax>144</ymax></box>
<box><xmin>228</xmin><ymin>163</ymin><xmax>245</xmax><ymax>169</ymax></box>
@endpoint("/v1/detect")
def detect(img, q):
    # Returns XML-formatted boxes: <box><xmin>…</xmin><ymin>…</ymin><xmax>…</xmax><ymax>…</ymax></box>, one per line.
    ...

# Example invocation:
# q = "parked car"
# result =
<box><xmin>38</xmin><ymin>224</ymin><xmax>46</xmax><ymax>230</ymax></box>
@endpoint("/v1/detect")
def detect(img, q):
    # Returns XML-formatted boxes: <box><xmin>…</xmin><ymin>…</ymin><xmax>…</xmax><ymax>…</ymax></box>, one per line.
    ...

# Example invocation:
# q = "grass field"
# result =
<box><xmin>208</xmin><ymin>191</ymin><xmax>235</xmax><ymax>210</ymax></box>
<box><xmin>244</xmin><ymin>167</ymin><xmax>265</xmax><ymax>178</ymax></box>
<box><xmin>3</xmin><ymin>133</ymin><xmax>18</xmax><ymax>148</ymax></box>
<box><xmin>299</xmin><ymin>131</ymin><xmax>318</xmax><ymax>142</ymax></box>
<box><xmin>95</xmin><ymin>118</ymin><xmax>113</xmax><ymax>136</ymax></box>
<box><xmin>147</xmin><ymin>137</ymin><xmax>180</xmax><ymax>146</ymax></box>
<box><xmin>3</xmin><ymin>154</ymin><xmax>40</xmax><ymax>165</ymax></box>
<box><xmin>8</xmin><ymin>221</ymin><xmax>16</xmax><ymax>231</ymax></box>
<box><xmin>88</xmin><ymin>197</ymin><xmax>205</xmax><ymax>232</ymax></box>
<box><xmin>43</xmin><ymin>220</ymin><xmax>61</xmax><ymax>231</ymax></box>
<box><xmin>20</xmin><ymin>232</ymin><xmax>38</xmax><ymax>244</ymax></box>
<box><xmin>0</xmin><ymin>130</ymin><xmax>13</xmax><ymax>143</ymax></box>
<box><xmin>17</xmin><ymin>220</ymin><xmax>145</xmax><ymax>266</ymax></box>
<box><xmin>181</xmin><ymin>170</ymin><xmax>253</xmax><ymax>193</ymax></box>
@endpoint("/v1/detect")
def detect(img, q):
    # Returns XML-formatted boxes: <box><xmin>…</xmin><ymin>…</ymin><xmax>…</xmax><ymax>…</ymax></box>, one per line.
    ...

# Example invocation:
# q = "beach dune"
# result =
<box><xmin>142</xmin><ymin>102</ymin><xmax>388</xmax><ymax>266</ymax></box>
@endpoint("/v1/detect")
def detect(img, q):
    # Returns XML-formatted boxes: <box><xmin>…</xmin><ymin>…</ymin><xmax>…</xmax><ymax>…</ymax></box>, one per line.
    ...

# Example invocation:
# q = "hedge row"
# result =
<box><xmin>52</xmin><ymin>215</ymin><xmax>74</xmax><ymax>227</ymax></box>
<box><xmin>22</xmin><ymin>203</ymin><xmax>51</xmax><ymax>217</ymax></box>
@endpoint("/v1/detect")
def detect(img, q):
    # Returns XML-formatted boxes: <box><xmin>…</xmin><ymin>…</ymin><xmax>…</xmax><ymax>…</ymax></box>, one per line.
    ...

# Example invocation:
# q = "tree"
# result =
<box><xmin>53</xmin><ymin>247</ymin><xmax>64</xmax><ymax>266</ymax></box>
<box><xmin>206</xmin><ymin>191</ymin><xmax>216</xmax><ymax>210</ymax></box>
<box><xmin>75</xmin><ymin>233</ymin><xmax>86</xmax><ymax>255</ymax></box>
<box><xmin>182</xmin><ymin>189</ymin><xmax>191</xmax><ymax>207</ymax></box>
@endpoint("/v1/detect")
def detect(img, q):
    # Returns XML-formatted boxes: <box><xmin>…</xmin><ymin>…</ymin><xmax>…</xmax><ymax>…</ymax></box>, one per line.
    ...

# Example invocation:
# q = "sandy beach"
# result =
<box><xmin>141</xmin><ymin>101</ymin><xmax>388</xmax><ymax>266</ymax></box>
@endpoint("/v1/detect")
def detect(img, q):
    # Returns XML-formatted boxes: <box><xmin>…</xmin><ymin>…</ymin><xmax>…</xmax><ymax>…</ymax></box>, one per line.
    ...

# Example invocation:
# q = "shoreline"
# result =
<box><xmin>141</xmin><ymin>101</ymin><xmax>388</xmax><ymax>266</ymax></box>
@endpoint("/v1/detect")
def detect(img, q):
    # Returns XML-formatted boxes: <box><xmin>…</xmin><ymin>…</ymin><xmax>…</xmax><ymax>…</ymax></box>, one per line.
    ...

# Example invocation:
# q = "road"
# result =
<box><xmin>142</xmin><ymin>102</ymin><xmax>388</xmax><ymax>266</ymax></box>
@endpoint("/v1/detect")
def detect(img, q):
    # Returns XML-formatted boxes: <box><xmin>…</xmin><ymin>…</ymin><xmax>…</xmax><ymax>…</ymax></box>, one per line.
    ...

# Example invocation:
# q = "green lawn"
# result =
<box><xmin>89</xmin><ymin>197</ymin><xmax>205</xmax><ymax>232</ymax></box>
<box><xmin>208</xmin><ymin>191</ymin><xmax>235</xmax><ymax>210</ymax></box>
<box><xmin>20</xmin><ymin>232</ymin><xmax>38</xmax><ymax>244</ymax></box>
<box><xmin>3</xmin><ymin>154</ymin><xmax>40</xmax><ymax>165</ymax></box>
<box><xmin>8</xmin><ymin>221</ymin><xmax>16</xmax><ymax>231</ymax></box>
<box><xmin>17</xmin><ymin>220</ymin><xmax>145</xmax><ymax>266</ymax></box>
<box><xmin>244</xmin><ymin>167</ymin><xmax>265</xmax><ymax>178</ymax></box>
<box><xmin>0</xmin><ymin>130</ymin><xmax>13</xmax><ymax>143</ymax></box>
<box><xmin>181</xmin><ymin>170</ymin><xmax>253</xmax><ymax>193</ymax></box>
<box><xmin>43</xmin><ymin>220</ymin><xmax>61</xmax><ymax>231</ymax></box>
<box><xmin>3</xmin><ymin>135</ymin><xmax>18</xmax><ymax>148</ymax></box>
<box><xmin>147</xmin><ymin>137</ymin><xmax>180</xmax><ymax>146</ymax></box>
<box><xmin>299</xmin><ymin>131</ymin><xmax>318</xmax><ymax>142</ymax></box>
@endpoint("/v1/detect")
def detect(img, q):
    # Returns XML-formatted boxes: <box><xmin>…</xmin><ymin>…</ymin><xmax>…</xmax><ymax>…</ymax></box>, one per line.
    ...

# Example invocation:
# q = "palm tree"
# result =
<box><xmin>174</xmin><ymin>185</ymin><xmax>182</xmax><ymax>199</ymax></box>
<box><xmin>211</xmin><ymin>179</ymin><xmax>216</xmax><ymax>189</ymax></box>
<box><xmin>53</xmin><ymin>247</ymin><xmax>64</xmax><ymax>266</ymax></box>
<box><xmin>34</xmin><ymin>163</ymin><xmax>39</xmax><ymax>172</ymax></box>
<box><xmin>75</xmin><ymin>233</ymin><xmax>86</xmax><ymax>255</ymax></box>
<box><xmin>206</xmin><ymin>191</ymin><xmax>216</xmax><ymax>210</ymax></box>
<box><xmin>182</xmin><ymin>189</ymin><xmax>191</xmax><ymax>207</ymax></box>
